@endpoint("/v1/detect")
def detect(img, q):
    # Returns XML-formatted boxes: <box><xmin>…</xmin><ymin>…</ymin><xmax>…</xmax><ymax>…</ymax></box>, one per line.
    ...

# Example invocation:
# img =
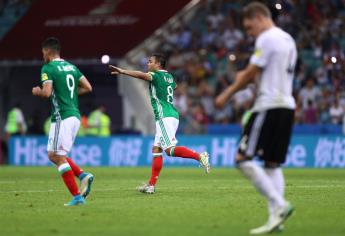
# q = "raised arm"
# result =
<box><xmin>32</xmin><ymin>82</ymin><xmax>53</xmax><ymax>98</ymax></box>
<box><xmin>109</xmin><ymin>65</ymin><xmax>152</xmax><ymax>81</ymax></box>
<box><xmin>78</xmin><ymin>76</ymin><xmax>93</xmax><ymax>95</ymax></box>
<box><xmin>215</xmin><ymin>64</ymin><xmax>260</xmax><ymax>109</ymax></box>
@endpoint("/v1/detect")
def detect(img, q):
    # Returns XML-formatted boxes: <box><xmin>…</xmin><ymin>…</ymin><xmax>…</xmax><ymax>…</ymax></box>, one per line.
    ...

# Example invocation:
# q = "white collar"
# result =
<box><xmin>52</xmin><ymin>58</ymin><xmax>64</xmax><ymax>62</ymax></box>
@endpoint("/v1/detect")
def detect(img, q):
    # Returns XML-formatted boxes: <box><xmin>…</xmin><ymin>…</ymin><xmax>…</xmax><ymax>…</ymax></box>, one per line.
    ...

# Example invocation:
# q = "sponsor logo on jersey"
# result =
<box><xmin>41</xmin><ymin>73</ymin><xmax>48</xmax><ymax>81</ymax></box>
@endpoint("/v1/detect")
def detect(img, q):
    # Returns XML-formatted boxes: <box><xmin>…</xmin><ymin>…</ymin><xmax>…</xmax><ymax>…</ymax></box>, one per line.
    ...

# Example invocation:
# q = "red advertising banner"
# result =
<box><xmin>0</xmin><ymin>0</ymin><xmax>190</xmax><ymax>60</ymax></box>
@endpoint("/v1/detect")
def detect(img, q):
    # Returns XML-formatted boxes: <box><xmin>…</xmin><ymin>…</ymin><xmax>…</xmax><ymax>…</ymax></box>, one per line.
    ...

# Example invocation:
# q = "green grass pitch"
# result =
<box><xmin>1</xmin><ymin>167</ymin><xmax>345</xmax><ymax>236</ymax></box>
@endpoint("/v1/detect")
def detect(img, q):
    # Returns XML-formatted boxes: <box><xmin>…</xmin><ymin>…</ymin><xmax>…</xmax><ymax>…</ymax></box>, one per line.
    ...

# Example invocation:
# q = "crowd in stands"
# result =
<box><xmin>0</xmin><ymin>0</ymin><xmax>32</xmax><ymax>39</ymax></box>
<box><xmin>1</xmin><ymin>0</ymin><xmax>345</xmax><ymax>136</ymax></box>
<box><xmin>144</xmin><ymin>0</ymin><xmax>345</xmax><ymax>134</ymax></box>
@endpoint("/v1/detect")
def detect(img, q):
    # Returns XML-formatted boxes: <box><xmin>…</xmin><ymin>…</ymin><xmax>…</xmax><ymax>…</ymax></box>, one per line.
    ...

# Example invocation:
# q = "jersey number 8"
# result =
<box><xmin>167</xmin><ymin>85</ymin><xmax>174</xmax><ymax>104</ymax></box>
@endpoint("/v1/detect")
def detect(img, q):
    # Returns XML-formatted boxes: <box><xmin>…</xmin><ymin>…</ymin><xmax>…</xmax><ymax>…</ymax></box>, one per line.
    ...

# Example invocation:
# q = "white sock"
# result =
<box><xmin>265</xmin><ymin>167</ymin><xmax>285</xmax><ymax>223</ymax></box>
<box><xmin>238</xmin><ymin>161</ymin><xmax>286</xmax><ymax>208</ymax></box>
<box><xmin>265</xmin><ymin>167</ymin><xmax>285</xmax><ymax>196</ymax></box>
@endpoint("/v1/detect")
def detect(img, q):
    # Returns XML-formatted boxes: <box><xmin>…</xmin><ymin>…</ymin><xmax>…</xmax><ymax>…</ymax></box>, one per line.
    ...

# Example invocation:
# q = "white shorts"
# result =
<box><xmin>154</xmin><ymin>117</ymin><xmax>179</xmax><ymax>150</ymax></box>
<box><xmin>47</xmin><ymin>116</ymin><xmax>80</xmax><ymax>156</ymax></box>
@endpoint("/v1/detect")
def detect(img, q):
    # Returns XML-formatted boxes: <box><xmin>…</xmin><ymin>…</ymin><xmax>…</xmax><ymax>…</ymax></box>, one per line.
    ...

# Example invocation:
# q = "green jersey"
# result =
<box><xmin>40</xmin><ymin>58</ymin><xmax>83</xmax><ymax>122</ymax></box>
<box><xmin>148</xmin><ymin>70</ymin><xmax>179</xmax><ymax>121</ymax></box>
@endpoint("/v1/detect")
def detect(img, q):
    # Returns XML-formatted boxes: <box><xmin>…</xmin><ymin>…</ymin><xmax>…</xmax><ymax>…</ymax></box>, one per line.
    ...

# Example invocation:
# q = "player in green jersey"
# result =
<box><xmin>109</xmin><ymin>53</ymin><xmax>210</xmax><ymax>194</ymax></box>
<box><xmin>32</xmin><ymin>37</ymin><xmax>94</xmax><ymax>206</ymax></box>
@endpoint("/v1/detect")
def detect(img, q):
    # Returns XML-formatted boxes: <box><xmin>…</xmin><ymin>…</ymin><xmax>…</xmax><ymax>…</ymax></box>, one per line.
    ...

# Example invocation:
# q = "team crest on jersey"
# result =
<box><xmin>41</xmin><ymin>73</ymin><xmax>48</xmax><ymax>81</ymax></box>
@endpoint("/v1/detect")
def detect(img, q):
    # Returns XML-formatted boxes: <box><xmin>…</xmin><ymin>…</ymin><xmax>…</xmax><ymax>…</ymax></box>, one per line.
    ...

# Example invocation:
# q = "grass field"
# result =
<box><xmin>1</xmin><ymin>167</ymin><xmax>345</xmax><ymax>236</ymax></box>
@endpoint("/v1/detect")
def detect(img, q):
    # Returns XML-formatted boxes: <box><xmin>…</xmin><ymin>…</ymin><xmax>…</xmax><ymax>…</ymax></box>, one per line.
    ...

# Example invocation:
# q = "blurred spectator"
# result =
<box><xmin>88</xmin><ymin>106</ymin><xmax>111</xmax><ymax>137</ymax></box>
<box><xmin>174</xmin><ymin>82</ymin><xmax>188</xmax><ymax>116</ymax></box>
<box><xmin>206</xmin><ymin>3</ymin><xmax>224</xmax><ymax>29</ymax></box>
<box><xmin>220</xmin><ymin>18</ymin><xmax>243</xmax><ymax>51</ymax></box>
<box><xmin>318</xmin><ymin>101</ymin><xmax>331</xmax><ymax>124</ymax></box>
<box><xmin>329</xmin><ymin>99</ymin><xmax>344</xmax><ymax>124</ymax></box>
<box><xmin>197</xmin><ymin>80</ymin><xmax>215</xmax><ymax>120</ymax></box>
<box><xmin>303</xmin><ymin>100</ymin><xmax>318</xmax><ymax>124</ymax></box>
<box><xmin>4</xmin><ymin>104</ymin><xmax>27</xmax><ymax>141</ymax></box>
<box><xmin>298</xmin><ymin>79</ymin><xmax>321</xmax><ymax>109</ymax></box>
<box><xmin>183</xmin><ymin>102</ymin><xmax>208</xmax><ymax>134</ymax></box>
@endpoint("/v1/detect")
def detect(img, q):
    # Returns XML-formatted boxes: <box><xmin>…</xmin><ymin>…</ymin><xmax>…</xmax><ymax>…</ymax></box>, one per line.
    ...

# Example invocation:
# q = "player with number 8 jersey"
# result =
<box><xmin>148</xmin><ymin>70</ymin><xmax>179</xmax><ymax>121</ymax></box>
<box><xmin>32</xmin><ymin>37</ymin><xmax>94</xmax><ymax>206</ymax></box>
<box><xmin>109</xmin><ymin>53</ymin><xmax>211</xmax><ymax>194</ymax></box>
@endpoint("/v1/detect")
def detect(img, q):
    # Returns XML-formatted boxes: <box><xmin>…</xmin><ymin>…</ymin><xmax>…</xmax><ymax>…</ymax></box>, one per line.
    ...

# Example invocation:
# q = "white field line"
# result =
<box><xmin>0</xmin><ymin>185</ymin><xmax>344</xmax><ymax>194</ymax></box>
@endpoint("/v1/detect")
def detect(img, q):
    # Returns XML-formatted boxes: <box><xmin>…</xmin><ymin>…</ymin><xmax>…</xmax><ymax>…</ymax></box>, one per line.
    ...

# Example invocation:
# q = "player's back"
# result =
<box><xmin>252</xmin><ymin>27</ymin><xmax>297</xmax><ymax>111</ymax></box>
<box><xmin>148</xmin><ymin>70</ymin><xmax>179</xmax><ymax>121</ymax></box>
<box><xmin>41</xmin><ymin>59</ymin><xmax>83</xmax><ymax>121</ymax></box>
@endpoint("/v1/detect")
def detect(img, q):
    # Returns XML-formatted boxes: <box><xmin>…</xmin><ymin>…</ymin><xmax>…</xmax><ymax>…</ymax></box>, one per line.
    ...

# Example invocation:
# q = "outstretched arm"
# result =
<box><xmin>109</xmin><ymin>65</ymin><xmax>152</xmax><ymax>81</ymax></box>
<box><xmin>78</xmin><ymin>76</ymin><xmax>93</xmax><ymax>95</ymax></box>
<box><xmin>215</xmin><ymin>64</ymin><xmax>260</xmax><ymax>109</ymax></box>
<box><xmin>32</xmin><ymin>82</ymin><xmax>53</xmax><ymax>98</ymax></box>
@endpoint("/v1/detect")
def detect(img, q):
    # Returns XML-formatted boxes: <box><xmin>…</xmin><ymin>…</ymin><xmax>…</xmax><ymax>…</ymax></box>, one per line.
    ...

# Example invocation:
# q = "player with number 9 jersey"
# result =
<box><xmin>41</xmin><ymin>59</ymin><xmax>83</xmax><ymax>122</ymax></box>
<box><xmin>32</xmin><ymin>37</ymin><xmax>94</xmax><ymax>206</ymax></box>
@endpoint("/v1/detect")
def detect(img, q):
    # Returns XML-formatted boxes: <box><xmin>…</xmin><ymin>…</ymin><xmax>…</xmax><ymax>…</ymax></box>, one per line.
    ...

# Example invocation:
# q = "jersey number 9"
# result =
<box><xmin>66</xmin><ymin>74</ymin><xmax>75</xmax><ymax>99</ymax></box>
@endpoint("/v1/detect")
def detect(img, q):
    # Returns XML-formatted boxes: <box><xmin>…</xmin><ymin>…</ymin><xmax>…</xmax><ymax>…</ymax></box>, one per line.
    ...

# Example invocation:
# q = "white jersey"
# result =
<box><xmin>250</xmin><ymin>26</ymin><xmax>297</xmax><ymax>111</ymax></box>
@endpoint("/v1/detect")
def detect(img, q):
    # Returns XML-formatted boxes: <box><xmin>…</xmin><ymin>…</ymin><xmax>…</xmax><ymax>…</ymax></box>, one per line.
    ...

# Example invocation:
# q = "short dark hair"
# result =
<box><xmin>243</xmin><ymin>2</ymin><xmax>271</xmax><ymax>19</ymax></box>
<box><xmin>151</xmin><ymin>53</ymin><xmax>166</xmax><ymax>69</ymax></box>
<box><xmin>42</xmin><ymin>37</ymin><xmax>61</xmax><ymax>52</ymax></box>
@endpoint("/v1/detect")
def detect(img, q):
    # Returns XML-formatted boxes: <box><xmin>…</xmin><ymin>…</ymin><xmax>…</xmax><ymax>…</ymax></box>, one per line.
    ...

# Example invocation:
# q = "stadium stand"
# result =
<box><xmin>0</xmin><ymin>0</ymin><xmax>345</xmax><ymax>134</ymax></box>
<box><xmin>127</xmin><ymin>0</ymin><xmax>345</xmax><ymax>134</ymax></box>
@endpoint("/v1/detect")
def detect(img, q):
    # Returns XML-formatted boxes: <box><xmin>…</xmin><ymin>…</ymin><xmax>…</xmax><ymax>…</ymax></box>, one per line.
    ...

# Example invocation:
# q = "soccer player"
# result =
<box><xmin>32</xmin><ymin>37</ymin><xmax>94</xmax><ymax>206</ymax></box>
<box><xmin>109</xmin><ymin>53</ymin><xmax>210</xmax><ymax>194</ymax></box>
<box><xmin>215</xmin><ymin>2</ymin><xmax>296</xmax><ymax>234</ymax></box>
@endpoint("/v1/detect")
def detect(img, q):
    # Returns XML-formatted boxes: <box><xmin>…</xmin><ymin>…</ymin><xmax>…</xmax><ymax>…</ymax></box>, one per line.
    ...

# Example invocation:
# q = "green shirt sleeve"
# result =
<box><xmin>75</xmin><ymin>67</ymin><xmax>84</xmax><ymax>80</ymax></box>
<box><xmin>41</xmin><ymin>65</ymin><xmax>53</xmax><ymax>85</ymax></box>
<box><xmin>148</xmin><ymin>71</ymin><xmax>159</xmax><ymax>85</ymax></box>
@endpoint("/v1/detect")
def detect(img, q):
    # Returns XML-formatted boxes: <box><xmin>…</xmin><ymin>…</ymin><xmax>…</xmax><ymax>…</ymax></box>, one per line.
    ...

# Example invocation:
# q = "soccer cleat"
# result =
<box><xmin>80</xmin><ymin>172</ymin><xmax>94</xmax><ymax>199</ymax></box>
<box><xmin>275</xmin><ymin>224</ymin><xmax>284</xmax><ymax>232</ymax></box>
<box><xmin>64</xmin><ymin>195</ymin><xmax>85</xmax><ymax>206</ymax></box>
<box><xmin>272</xmin><ymin>202</ymin><xmax>294</xmax><ymax>229</ymax></box>
<box><xmin>137</xmin><ymin>183</ymin><xmax>155</xmax><ymax>194</ymax></box>
<box><xmin>199</xmin><ymin>152</ymin><xmax>211</xmax><ymax>173</ymax></box>
<box><xmin>250</xmin><ymin>203</ymin><xmax>294</xmax><ymax>234</ymax></box>
<box><xmin>250</xmin><ymin>223</ymin><xmax>284</xmax><ymax>234</ymax></box>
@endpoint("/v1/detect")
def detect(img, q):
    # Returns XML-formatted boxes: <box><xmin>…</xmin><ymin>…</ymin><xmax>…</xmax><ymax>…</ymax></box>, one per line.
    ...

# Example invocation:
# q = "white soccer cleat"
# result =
<box><xmin>250</xmin><ymin>223</ymin><xmax>272</xmax><ymax>235</ymax></box>
<box><xmin>271</xmin><ymin>202</ymin><xmax>294</xmax><ymax>228</ymax></box>
<box><xmin>137</xmin><ymin>183</ymin><xmax>155</xmax><ymax>194</ymax></box>
<box><xmin>199</xmin><ymin>152</ymin><xmax>211</xmax><ymax>173</ymax></box>
<box><xmin>250</xmin><ymin>223</ymin><xmax>284</xmax><ymax>234</ymax></box>
<box><xmin>250</xmin><ymin>202</ymin><xmax>294</xmax><ymax>234</ymax></box>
